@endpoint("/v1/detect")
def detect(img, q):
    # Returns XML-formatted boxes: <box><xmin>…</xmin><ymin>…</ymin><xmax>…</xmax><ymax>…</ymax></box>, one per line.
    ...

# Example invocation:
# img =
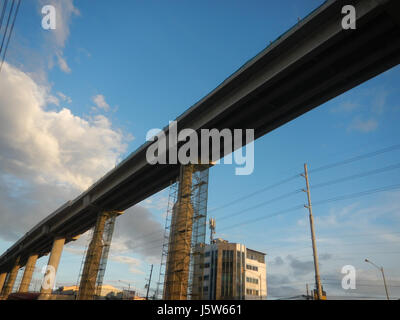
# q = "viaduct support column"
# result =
<box><xmin>1</xmin><ymin>256</ymin><xmax>21</xmax><ymax>298</ymax></box>
<box><xmin>164</xmin><ymin>164</ymin><xmax>194</xmax><ymax>300</ymax></box>
<box><xmin>78</xmin><ymin>210</ymin><xmax>122</xmax><ymax>300</ymax></box>
<box><xmin>39</xmin><ymin>237</ymin><xmax>65</xmax><ymax>300</ymax></box>
<box><xmin>18</xmin><ymin>253</ymin><xmax>39</xmax><ymax>293</ymax></box>
<box><xmin>0</xmin><ymin>272</ymin><xmax>7</xmax><ymax>293</ymax></box>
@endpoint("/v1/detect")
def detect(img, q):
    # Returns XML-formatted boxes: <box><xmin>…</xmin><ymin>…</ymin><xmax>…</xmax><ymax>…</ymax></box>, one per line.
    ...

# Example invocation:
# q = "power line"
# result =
<box><xmin>95</xmin><ymin>146</ymin><xmax>400</xmax><ymax>256</ymax></box>
<box><xmin>0</xmin><ymin>0</ymin><xmax>9</xmax><ymax>33</ymax></box>
<box><xmin>123</xmin><ymin>181</ymin><xmax>400</xmax><ymax>251</ymax></box>
<box><xmin>218</xmin><ymin>183</ymin><xmax>400</xmax><ymax>232</ymax></box>
<box><xmin>0</xmin><ymin>0</ymin><xmax>20</xmax><ymax>73</ymax></box>
<box><xmin>215</xmin><ymin>189</ymin><xmax>302</xmax><ymax>221</ymax></box>
<box><xmin>219</xmin><ymin>204</ymin><xmax>304</xmax><ymax>231</ymax></box>
<box><xmin>311</xmin><ymin>163</ymin><xmax>400</xmax><ymax>189</ymax></box>
<box><xmin>309</xmin><ymin>144</ymin><xmax>400</xmax><ymax>174</ymax></box>
<box><xmin>0</xmin><ymin>0</ymin><xmax>14</xmax><ymax>57</ymax></box>
<box><xmin>313</xmin><ymin>183</ymin><xmax>400</xmax><ymax>206</ymax></box>
<box><xmin>127</xmin><ymin>146</ymin><xmax>400</xmax><ymax>245</ymax></box>
<box><xmin>208</xmin><ymin>174</ymin><xmax>300</xmax><ymax>214</ymax></box>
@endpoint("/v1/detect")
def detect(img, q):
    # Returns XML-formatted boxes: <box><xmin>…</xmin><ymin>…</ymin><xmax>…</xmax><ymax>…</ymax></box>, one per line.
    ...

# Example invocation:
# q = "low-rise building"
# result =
<box><xmin>200</xmin><ymin>239</ymin><xmax>267</xmax><ymax>300</ymax></box>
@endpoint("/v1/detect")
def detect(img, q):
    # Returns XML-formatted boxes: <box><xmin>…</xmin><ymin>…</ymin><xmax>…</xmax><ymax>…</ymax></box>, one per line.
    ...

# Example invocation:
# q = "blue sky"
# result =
<box><xmin>1</xmin><ymin>0</ymin><xmax>400</xmax><ymax>299</ymax></box>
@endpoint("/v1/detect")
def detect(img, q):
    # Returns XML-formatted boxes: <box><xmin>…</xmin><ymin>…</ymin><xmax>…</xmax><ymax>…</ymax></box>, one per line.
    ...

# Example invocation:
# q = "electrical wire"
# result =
<box><xmin>0</xmin><ymin>0</ymin><xmax>20</xmax><ymax>73</ymax></box>
<box><xmin>309</xmin><ymin>144</ymin><xmax>400</xmax><ymax>174</ymax></box>
<box><xmin>0</xmin><ymin>0</ymin><xmax>14</xmax><ymax>58</ymax></box>
<box><xmin>208</xmin><ymin>174</ymin><xmax>300</xmax><ymax>214</ymax></box>
<box><xmin>311</xmin><ymin>162</ymin><xmax>400</xmax><ymax>189</ymax></box>
<box><xmin>0</xmin><ymin>0</ymin><xmax>9</xmax><ymax>33</ymax></box>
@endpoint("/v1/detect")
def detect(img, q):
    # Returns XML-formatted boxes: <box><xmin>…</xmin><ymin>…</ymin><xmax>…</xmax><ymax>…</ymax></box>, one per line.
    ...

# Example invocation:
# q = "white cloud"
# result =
<box><xmin>0</xmin><ymin>62</ymin><xmax>130</xmax><ymax>240</ymax></box>
<box><xmin>92</xmin><ymin>94</ymin><xmax>111</xmax><ymax>111</ymax></box>
<box><xmin>0</xmin><ymin>63</ymin><xmax>128</xmax><ymax>191</ymax></box>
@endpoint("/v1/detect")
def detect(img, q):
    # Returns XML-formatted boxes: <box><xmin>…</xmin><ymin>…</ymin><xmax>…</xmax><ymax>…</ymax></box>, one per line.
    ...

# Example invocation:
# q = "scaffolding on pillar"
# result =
<box><xmin>154</xmin><ymin>179</ymin><xmax>178</xmax><ymax>300</ymax></box>
<box><xmin>77</xmin><ymin>211</ymin><xmax>121</xmax><ymax>300</ymax></box>
<box><xmin>76</xmin><ymin>228</ymin><xmax>94</xmax><ymax>295</ymax></box>
<box><xmin>94</xmin><ymin>214</ymin><xmax>117</xmax><ymax>298</ymax></box>
<box><xmin>160</xmin><ymin>164</ymin><xmax>210</xmax><ymax>300</ymax></box>
<box><xmin>188</xmin><ymin>166</ymin><xmax>209</xmax><ymax>300</ymax></box>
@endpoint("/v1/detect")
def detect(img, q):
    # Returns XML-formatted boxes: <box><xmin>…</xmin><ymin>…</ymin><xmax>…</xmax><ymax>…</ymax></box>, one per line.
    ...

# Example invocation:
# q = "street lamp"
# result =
<box><xmin>364</xmin><ymin>258</ymin><xmax>390</xmax><ymax>300</ymax></box>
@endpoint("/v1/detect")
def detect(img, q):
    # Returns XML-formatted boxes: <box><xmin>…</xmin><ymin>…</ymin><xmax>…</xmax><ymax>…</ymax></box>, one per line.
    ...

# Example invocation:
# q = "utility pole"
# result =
<box><xmin>209</xmin><ymin>218</ymin><xmax>216</xmax><ymax>244</ymax></box>
<box><xmin>146</xmin><ymin>264</ymin><xmax>153</xmax><ymax>300</ymax></box>
<box><xmin>306</xmin><ymin>283</ymin><xmax>309</xmax><ymax>300</ymax></box>
<box><xmin>365</xmin><ymin>259</ymin><xmax>390</xmax><ymax>300</ymax></box>
<box><xmin>302</xmin><ymin>163</ymin><xmax>323</xmax><ymax>300</ymax></box>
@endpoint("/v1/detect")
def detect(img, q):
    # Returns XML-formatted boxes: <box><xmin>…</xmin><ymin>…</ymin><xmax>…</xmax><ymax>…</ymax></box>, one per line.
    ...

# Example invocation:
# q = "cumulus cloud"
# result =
<box><xmin>113</xmin><ymin>206</ymin><xmax>165</xmax><ymax>261</ymax></box>
<box><xmin>0</xmin><ymin>62</ymin><xmax>129</xmax><ymax>239</ymax></box>
<box><xmin>0</xmin><ymin>63</ymin><xmax>127</xmax><ymax>191</ymax></box>
<box><xmin>0</xmin><ymin>62</ymin><xmax>165</xmax><ymax>263</ymax></box>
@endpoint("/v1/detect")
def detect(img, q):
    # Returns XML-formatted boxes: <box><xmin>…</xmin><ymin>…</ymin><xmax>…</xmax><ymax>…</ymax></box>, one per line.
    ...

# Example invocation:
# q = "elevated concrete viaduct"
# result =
<box><xmin>0</xmin><ymin>0</ymin><xmax>399</xmax><ymax>298</ymax></box>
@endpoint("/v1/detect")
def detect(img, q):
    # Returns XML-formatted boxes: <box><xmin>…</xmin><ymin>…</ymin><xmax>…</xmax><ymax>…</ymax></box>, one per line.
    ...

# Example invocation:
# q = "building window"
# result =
<box><xmin>204</xmin><ymin>275</ymin><xmax>209</xmax><ymax>281</ymax></box>
<box><xmin>246</xmin><ymin>264</ymin><xmax>258</xmax><ymax>271</ymax></box>
<box><xmin>246</xmin><ymin>250</ymin><xmax>265</xmax><ymax>264</ymax></box>
<box><xmin>205</xmin><ymin>251</ymin><xmax>210</xmax><ymax>257</ymax></box>
<box><xmin>221</xmin><ymin>250</ymin><xmax>233</xmax><ymax>298</ymax></box>
<box><xmin>246</xmin><ymin>289</ymin><xmax>259</xmax><ymax>296</ymax></box>
<box><xmin>204</xmin><ymin>262</ymin><xmax>210</xmax><ymax>268</ymax></box>
<box><xmin>246</xmin><ymin>277</ymin><xmax>259</xmax><ymax>284</ymax></box>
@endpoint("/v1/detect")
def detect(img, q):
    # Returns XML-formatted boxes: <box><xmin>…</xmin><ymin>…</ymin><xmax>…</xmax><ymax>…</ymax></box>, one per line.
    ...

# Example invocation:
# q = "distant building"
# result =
<box><xmin>200</xmin><ymin>238</ymin><xmax>267</xmax><ymax>300</ymax></box>
<box><xmin>57</xmin><ymin>284</ymin><xmax>121</xmax><ymax>298</ymax></box>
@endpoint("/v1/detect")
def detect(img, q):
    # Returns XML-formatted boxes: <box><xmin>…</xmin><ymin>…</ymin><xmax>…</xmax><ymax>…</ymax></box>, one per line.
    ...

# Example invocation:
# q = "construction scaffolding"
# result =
<box><xmin>95</xmin><ymin>214</ymin><xmax>117</xmax><ymax>298</ymax></box>
<box><xmin>154</xmin><ymin>180</ymin><xmax>177</xmax><ymax>300</ymax></box>
<box><xmin>76</xmin><ymin>228</ymin><xmax>94</xmax><ymax>294</ymax></box>
<box><xmin>158</xmin><ymin>164</ymin><xmax>210</xmax><ymax>300</ymax></box>
<box><xmin>188</xmin><ymin>166</ymin><xmax>209</xmax><ymax>300</ymax></box>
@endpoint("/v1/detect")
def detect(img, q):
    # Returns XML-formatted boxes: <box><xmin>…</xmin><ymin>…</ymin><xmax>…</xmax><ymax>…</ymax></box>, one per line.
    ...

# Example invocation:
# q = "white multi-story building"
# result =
<box><xmin>200</xmin><ymin>238</ymin><xmax>267</xmax><ymax>300</ymax></box>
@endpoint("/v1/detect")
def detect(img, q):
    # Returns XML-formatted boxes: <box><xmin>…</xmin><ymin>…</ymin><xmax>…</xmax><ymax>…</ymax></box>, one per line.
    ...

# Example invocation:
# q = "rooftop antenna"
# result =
<box><xmin>209</xmin><ymin>218</ymin><xmax>216</xmax><ymax>244</ymax></box>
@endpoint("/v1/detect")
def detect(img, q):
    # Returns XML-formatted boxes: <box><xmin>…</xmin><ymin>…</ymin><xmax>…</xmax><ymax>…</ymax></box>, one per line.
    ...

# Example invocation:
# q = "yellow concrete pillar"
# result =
<box><xmin>0</xmin><ymin>272</ymin><xmax>8</xmax><ymax>294</ymax></box>
<box><xmin>78</xmin><ymin>211</ymin><xmax>122</xmax><ymax>300</ymax></box>
<box><xmin>18</xmin><ymin>253</ymin><xmax>39</xmax><ymax>293</ymax></box>
<box><xmin>39</xmin><ymin>237</ymin><xmax>65</xmax><ymax>299</ymax></box>
<box><xmin>164</xmin><ymin>164</ymin><xmax>194</xmax><ymax>300</ymax></box>
<box><xmin>1</xmin><ymin>256</ymin><xmax>20</xmax><ymax>298</ymax></box>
